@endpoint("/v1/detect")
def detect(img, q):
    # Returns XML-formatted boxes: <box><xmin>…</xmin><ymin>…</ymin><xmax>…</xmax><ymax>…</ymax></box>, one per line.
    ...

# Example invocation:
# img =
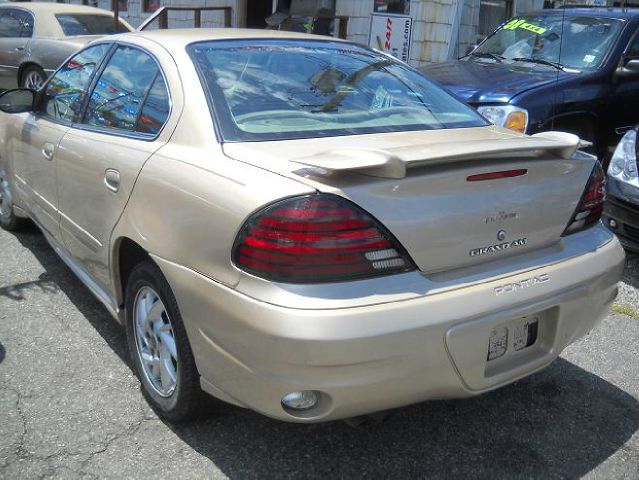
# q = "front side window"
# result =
<box><xmin>188</xmin><ymin>40</ymin><xmax>487</xmax><ymax>142</ymax></box>
<box><xmin>0</xmin><ymin>9</ymin><xmax>33</xmax><ymax>38</ymax></box>
<box><xmin>41</xmin><ymin>44</ymin><xmax>110</xmax><ymax>123</ymax></box>
<box><xmin>56</xmin><ymin>14</ymin><xmax>130</xmax><ymax>36</ymax></box>
<box><xmin>475</xmin><ymin>14</ymin><xmax>623</xmax><ymax>69</ymax></box>
<box><xmin>83</xmin><ymin>45</ymin><xmax>165</xmax><ymax>133</ymax></box>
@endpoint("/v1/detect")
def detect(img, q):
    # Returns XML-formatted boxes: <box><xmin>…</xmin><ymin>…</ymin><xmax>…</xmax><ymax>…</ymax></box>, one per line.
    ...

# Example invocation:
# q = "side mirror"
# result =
<box><xmin>616</xmin><ymin>58</ymin><xmax>639</xmax><ymax>79</ymax></box>
<box><xmin>0</xmin><ymin>88</ymin><xmax>35</xmax><ymax>114</ymax></box>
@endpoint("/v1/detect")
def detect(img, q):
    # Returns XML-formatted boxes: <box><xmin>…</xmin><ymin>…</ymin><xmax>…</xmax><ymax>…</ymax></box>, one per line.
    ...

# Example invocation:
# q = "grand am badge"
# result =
<box><xmin>469</xmin><ymin>237</ymin><xmax>527</xmax><ymax>257</ymax></box>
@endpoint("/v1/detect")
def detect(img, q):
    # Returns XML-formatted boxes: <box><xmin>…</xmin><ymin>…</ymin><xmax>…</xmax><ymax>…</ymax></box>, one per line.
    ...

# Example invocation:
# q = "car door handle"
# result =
<box><xmin>104</xmin><ymin>169</ymin><xmax>120</xmax><ymax>193</ymax></box>
<box><xmin>42</xmin><ymin>143</ymin><xmax>55</xmax><ymax>161</ymax></box>
<box><xmin>15</xmin><ymin>46</ymin><xmax>25</xmax><ymax>51</ymax></box>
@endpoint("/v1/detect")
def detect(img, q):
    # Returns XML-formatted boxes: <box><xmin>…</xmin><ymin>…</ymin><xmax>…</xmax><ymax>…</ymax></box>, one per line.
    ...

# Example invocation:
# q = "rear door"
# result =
<box><xmin>55</xmin><ymin>44</ymin><xmax>171</xmax><ymax>290</ymax></box>
<box><xmin>15</xmin><ymin>43</ymin><xmax>111</xmax><ymax>239</ymax></box>
<box><xmin>0</xmin><ymin>8</ymin><xmax>33</xmax><ymax>89</ymax></box>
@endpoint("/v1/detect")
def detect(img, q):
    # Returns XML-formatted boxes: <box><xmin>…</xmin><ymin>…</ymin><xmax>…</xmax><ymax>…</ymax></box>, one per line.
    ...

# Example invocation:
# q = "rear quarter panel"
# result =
<box><xmin>110</xmin><ymin>144</ymin><xmax>315</xmax><ymax>304</ymax></box>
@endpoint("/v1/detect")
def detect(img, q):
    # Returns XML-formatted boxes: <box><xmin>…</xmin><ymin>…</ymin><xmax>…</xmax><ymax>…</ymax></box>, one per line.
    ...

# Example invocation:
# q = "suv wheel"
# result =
<box><xmin>125</xmin><ymin>261</ymin><xmax>206</xmax><ymax>422</ymax></box>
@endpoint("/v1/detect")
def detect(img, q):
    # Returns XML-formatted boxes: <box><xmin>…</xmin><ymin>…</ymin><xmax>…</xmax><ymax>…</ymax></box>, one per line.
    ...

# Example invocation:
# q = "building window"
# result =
<box><xmin>373</xmin><ymin>0</ymin><xmax>410</xmax><ymax>15</ymax></box>
<box><xmin>111</xmin><ymin>0</ymin><xmax>128</xmax><ymax>12</ymax></box>
<box><xmin>478</xmin><ymin>0</ymin><xmax>513</xmax><ymax>38</ymax></box>
<box><xmin>144</xmin><ymin>0</ymin><xmax>161</xmax><ymax>13</ymax></box>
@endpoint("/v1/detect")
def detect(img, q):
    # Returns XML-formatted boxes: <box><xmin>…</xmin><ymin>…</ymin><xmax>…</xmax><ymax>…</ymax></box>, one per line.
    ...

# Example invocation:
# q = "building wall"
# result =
<box><xmin>96</xmin><ymin>0</ymin><xmax>235</xmax><ymax>29</ymax></box>
<box><xmin>514</xmin><ymin>0</ymin><xmax>545</xmax><ymax>14</ymax></box>
<box><xmin>336</xmin><ymin>0</ymin><xmax>481</xmax><ymax>65</ymax></box>
<box><xmin>66</xmin><ymin>0</ymin><xmax>537</xmax><ymax>64</ymax></box>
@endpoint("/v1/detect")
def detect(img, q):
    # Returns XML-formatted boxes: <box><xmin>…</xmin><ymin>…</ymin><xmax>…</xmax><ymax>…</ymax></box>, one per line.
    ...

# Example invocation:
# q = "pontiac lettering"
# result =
<box><xmin>494</xmin><ymin>273</ymin><xmax>550</xmax><ymax>295</ymax></box>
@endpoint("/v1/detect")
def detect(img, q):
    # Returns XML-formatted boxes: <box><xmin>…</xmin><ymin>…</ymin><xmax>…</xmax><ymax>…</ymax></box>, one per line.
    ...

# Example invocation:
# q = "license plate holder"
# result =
<box><xmin>487</xmin><ymin>315</ymin><xmax>539</xmax><ymax>362</ymax></box>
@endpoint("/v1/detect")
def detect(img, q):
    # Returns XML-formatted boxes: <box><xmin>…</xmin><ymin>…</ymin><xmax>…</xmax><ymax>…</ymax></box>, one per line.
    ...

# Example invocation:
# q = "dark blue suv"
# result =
<box><xmin>421</xmin><ymin>8</ymin><xmax>639</xmax><ymax>160</ymax></box>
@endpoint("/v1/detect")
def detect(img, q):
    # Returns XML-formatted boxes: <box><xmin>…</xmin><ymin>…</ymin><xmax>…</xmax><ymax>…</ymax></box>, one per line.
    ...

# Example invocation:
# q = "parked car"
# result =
<box><xmin>0</xmin><ymin>30</ymin><xmax>624</xmax><ymax>423</ymax></box>
<box><xmin>603</xmin><ymin>126</ymin><xmax>639</xmax><ymax>250</ymax></box>
<box><xmin>421</xmin><ymin>8</ymin><xmax>639</xmax><ymax>161</ymax></box>
<box><xmin>0</xmin><ymin>2</ymin><xmax>132</xmax><ymax>91</ymax></box>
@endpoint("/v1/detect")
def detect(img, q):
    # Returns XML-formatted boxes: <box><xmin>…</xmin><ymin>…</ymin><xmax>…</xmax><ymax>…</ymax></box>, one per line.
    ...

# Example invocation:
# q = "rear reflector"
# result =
<box><xmin>467</xmin><ymin>169</ymin><xmax>528</xmax><ymax>182</ymax></box>
<box><xmin>563</xmin><ymin>163</ymin><xmax>605</xmax><ymax>235</ymax></box>
<box><xmin>233</xmin><ymin>194</ymin><xmax>415</xmax><ymax>283</ymax></box>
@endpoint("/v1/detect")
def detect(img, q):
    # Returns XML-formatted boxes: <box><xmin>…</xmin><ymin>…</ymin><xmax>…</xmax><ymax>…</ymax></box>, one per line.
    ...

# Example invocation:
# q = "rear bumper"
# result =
<box><xmin>154</xmin><ymin>227</ymin><xmax>624</xmax><ymax>422</ymax></box>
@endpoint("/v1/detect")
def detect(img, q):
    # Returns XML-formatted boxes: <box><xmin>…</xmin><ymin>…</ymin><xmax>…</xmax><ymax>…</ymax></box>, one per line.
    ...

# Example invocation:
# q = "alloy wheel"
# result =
<box><xmin>23</xmin><ymin>70</ymin><xmax>44</xmax><ymax>90</ymax></box>
<box><xmin>133</xmin><ymin>286</ymin><xmax>178</xmax><ymax>397</ymax></box>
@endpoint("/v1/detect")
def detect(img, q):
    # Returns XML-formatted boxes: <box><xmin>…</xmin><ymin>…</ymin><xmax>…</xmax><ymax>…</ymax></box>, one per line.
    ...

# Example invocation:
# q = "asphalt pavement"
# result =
<box><xmin>0</xmin><ymin>224</ymin><xmax>638</xmax><ymax>479</ymax></box>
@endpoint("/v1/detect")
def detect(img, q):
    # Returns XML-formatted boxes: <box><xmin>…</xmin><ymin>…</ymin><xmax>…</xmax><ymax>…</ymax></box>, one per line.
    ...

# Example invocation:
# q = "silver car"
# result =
<box><xmin>0</xmin><ymin>29</ymin><xmax>625</xmax><ymax>423</ymax></box>
<box><xmin>0</xmin><ymin>2</ymin><xmax>132</xmax><ymax>90</ymax></box>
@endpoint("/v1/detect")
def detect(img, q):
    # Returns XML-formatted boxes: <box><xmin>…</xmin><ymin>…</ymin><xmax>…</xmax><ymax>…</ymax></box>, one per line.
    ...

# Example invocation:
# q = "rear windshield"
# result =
<box><xmin>188</xmin><ymin>40</ymin><xmax>488</xmax><ymax>142</ymax></box>
<box><xmin>56</xmin><ymin>14</ymin><xmax>130</xmax><ymax>36</ymax></box>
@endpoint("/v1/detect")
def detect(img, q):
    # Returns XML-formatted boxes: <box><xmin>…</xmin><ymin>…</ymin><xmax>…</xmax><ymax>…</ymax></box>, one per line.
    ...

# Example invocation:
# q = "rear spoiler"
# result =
<box><xmin>290</xmin><ymin>132</ymin><xmax>587</xmax><ymax>179</ymax></box>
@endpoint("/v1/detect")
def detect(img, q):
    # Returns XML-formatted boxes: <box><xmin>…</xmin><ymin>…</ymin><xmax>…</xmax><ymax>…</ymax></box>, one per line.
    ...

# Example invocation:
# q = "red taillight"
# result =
<box><xmin>233</xmin><ymin>194</ymin><xmax>415</xmax><ymax>283</ymax></box>
<box><xmin>563</xmin><ymin>163</ymin><xmax>605</xmax><ymax>236</ymax></box>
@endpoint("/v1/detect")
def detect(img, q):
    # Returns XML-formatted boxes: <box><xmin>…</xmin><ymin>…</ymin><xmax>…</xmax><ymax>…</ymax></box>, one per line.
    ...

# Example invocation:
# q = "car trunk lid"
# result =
<box><xmin>223</xmin><ymin>126</ymin><xmax>595</xmax><ymax>274</ymax></box>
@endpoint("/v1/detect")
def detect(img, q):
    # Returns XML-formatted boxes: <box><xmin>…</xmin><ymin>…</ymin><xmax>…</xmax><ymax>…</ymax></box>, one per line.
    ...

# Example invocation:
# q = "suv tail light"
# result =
<box><xmin>563</xmin><ymin>163</ymin><xmax>605</xmax><ymax>236</ymax></box>
<box><xmin>233</xmin><ymin>194</ymin><xmax>415</xmax><ymax>283</ymax></box>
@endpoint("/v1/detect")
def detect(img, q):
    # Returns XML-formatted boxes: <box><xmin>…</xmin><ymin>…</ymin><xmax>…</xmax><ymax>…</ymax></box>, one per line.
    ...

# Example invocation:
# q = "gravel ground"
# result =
<box><xmin>614</xmin><ymin>253</ymin><xmax>639</xmax><ymax>318</ymax></box>
<box><xmin>0</xmin><ymin>225</ymin><xmax>638</xmax><ymax>479</ymax></box>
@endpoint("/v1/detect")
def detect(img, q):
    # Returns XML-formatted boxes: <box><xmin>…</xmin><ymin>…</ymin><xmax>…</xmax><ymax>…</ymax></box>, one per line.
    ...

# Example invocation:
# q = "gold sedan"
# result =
<box><xmin>0</xmin><ymin>29</ymin><xmax>624</xmax><ymax>422</ymax></box>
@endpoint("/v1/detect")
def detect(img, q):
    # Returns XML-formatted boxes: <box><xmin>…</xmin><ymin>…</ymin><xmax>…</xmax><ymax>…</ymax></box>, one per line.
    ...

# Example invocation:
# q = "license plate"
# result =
<box><xmin>487</xmin><ymin>316</ymin><xmax>539</xmax><ymax>361</ymax></box>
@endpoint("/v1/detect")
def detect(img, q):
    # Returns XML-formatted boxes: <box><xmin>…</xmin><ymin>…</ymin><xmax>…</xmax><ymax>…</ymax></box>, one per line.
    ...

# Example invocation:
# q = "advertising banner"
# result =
<box><xmin>369</xmin><ymin>14</ymin><xmax>413</xmax><ymax>63</ymax></box>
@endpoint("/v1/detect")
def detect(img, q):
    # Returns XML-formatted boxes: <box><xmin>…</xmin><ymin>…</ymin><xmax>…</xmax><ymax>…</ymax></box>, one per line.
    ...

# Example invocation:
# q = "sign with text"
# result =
<box><xmin>369</xmin><ymin>14</ymin><xmax>413</xmax><ymax>63</ymax></box>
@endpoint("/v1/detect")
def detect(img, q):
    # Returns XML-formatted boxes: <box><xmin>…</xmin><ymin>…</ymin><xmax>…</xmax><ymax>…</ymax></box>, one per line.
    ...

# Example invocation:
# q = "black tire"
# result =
<box><xmin>21</xmin><ymin>65</ymin><xmax>46</xmax><ymax>90</ymax></box>
<box><xmin>0</xmin><ymin>169</ymin><xmax>28</xmax><ymax>232</ymax></box>
<box><xmin>125</xmin><ymin>260</ymin><xmax>206</xmax><ymax>422</ymax></box>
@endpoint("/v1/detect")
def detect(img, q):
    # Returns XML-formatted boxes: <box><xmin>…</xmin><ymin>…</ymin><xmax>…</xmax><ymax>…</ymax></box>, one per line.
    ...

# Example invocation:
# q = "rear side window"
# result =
<box><xmin>83</xmin><ymin>45</ymin><xmax>169</xmax><ymax>135</ymax></box>
<box><xmin>41</xmin><ymin>43</ymin><xmax>111</xmax><ymax>122</ymax></box>
<box><xmin>0</xmin><ymin>9</ymin><xmax>34</xmax><ymax>38</ymax></box>
<box><xmin>136</xmin><ymin>74</ymin><xmax>170</xmax><ymax>135</ymax></box>
<box><xmin>56</xmin><ymin>14</ymin><xmax>130</xmax><ymax>36</ymax></box>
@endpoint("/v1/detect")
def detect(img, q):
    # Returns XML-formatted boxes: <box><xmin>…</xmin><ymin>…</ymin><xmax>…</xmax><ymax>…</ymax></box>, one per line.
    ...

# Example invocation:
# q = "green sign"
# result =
<box><xmin>503</xmin><ymin>19</ymin><xmax>547</xmax><ymax>35</ymax></box>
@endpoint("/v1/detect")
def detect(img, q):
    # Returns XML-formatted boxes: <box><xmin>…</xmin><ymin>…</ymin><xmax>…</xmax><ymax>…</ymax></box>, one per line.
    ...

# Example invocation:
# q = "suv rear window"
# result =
<box><xmin>56</xmin><ymin>14</ymin><xmax>130</xmax><ymax>36</ymax></box>
<box><xmin>188</xmin><ymin>39</ymin><xmax>488</xmax><ymax>142</ymax></box>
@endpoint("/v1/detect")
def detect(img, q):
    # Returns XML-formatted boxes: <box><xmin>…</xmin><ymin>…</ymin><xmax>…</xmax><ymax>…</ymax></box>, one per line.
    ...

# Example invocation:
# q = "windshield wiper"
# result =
<box><xmin>468</xmin><ymin>52</ymin><xmax>505</xmax><ymax>63</ymax></box>
<box><xmin>511</xmin><ymin>57</ymin><xmax>565</xmax><ymax>71</ymax></box>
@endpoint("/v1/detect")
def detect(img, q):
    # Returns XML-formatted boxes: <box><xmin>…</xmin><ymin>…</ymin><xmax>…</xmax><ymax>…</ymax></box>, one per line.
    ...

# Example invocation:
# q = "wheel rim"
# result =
<box><xmin>133</xmin><ymin>286</ymin><xmax>178</xmax><ymax>397</ymax></box>
<box><xmin>23</xmin><ymin>70</ymin><xmax>44</xmax><ymax>90</ymax></box>
<box><xmin>0</xmin><ymin>170</ymin><xmax>13</xmax><ymax>220</ymax></box>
